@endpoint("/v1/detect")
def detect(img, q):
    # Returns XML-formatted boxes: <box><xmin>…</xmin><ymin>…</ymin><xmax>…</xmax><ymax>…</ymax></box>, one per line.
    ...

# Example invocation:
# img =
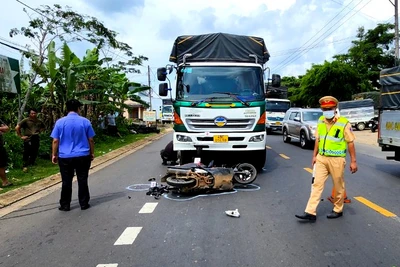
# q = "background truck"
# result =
<box><xmin>161</xmin><ymin>99</ymin><xmax>174</xmax><ymax>124</ymax></box>
<box><xmin>337</xmin><ymin>99</ymin><xmax>375</xmax><ymax>131</ymax></box>
<box><xmin>157</xmin><ymin>32</ymin><xmax>281</xmax><ymax>169</ymax></box>
<box><xmin>265</xmin><ymin>98</ymin><xmax>291</xmax><ymax>134</ymax></box>
<box><xmin>378</xmin><ymin>66</ymin><xmax>400</xmax><ymax>161</ymax></box>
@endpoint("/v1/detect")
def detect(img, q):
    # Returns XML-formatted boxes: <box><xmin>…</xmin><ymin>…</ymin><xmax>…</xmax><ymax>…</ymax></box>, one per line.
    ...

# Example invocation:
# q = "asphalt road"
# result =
<box><xmin>0</xmin><ymin>132</ymin><xmax>399</xmax><ymax>267</ymax></box>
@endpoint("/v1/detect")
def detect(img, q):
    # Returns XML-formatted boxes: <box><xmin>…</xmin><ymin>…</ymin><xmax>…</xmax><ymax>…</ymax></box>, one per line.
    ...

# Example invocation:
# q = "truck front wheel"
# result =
<box><xmin>178</xmin><ymin>151</ymin><xmax>194</xmax><ymax>165</ymax></box>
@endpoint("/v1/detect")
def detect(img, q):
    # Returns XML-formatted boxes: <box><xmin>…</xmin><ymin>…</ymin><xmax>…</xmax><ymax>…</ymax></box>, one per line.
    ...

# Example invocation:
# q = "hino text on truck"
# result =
<box><xmin>157</xmin><ymin>33</ymin><xmax>281</xmax><ymax>170</ymax></box>
<box><xmin>378</xmin><ymin>66</ymin><xmax>400</xmax><ymax>161</ymax></box>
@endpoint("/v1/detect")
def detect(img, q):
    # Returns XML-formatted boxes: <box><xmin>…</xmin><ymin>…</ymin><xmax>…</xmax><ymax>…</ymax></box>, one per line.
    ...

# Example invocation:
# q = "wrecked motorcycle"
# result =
<box><xmin>159</xmin><ymin>162</ymin><xmax>258</xmax><ymax>193</ymax></box>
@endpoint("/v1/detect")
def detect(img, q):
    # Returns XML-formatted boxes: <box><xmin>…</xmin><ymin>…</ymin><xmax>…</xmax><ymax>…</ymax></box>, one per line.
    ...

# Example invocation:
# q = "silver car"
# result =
<box><xmin>282</xmin><ymin>108</ymin><xmax>322</xmax><ymax>149</ymax></box>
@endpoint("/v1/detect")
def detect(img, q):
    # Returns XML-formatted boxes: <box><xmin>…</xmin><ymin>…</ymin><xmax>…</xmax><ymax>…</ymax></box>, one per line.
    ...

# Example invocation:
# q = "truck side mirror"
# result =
<box><xmin>157</xmin><ymin>67</ymin><xmax>167</xmax><ymax>81</ymax></box>
<box><xmin>271</xmin><ymin>74</ymin><xmax>281</xmax><ymax>88</ymax></box>
<box><xmin>159</xmin><ymin>83</ymin><xmax>169</xmax><ymax>96</ymax></box>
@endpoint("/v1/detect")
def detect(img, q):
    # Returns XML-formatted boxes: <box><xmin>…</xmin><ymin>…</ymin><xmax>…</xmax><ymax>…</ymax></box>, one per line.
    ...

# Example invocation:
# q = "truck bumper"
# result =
<box><xmin>266</xmin><ymin>123</ymin><xmax>282</xmax><ymax>132</ymax></box>
<box><xmin>173</xmin><ymin>131</ymin><xmax>266</xmax><ymax>151</ymax></box>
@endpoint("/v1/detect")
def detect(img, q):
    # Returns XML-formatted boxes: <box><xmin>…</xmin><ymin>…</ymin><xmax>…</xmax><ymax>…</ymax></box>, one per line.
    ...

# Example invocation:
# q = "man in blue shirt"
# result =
<box><xmin>51</xmin><ymin>99</ymin><xmax>96</xmax><ymax>211</ymax></box>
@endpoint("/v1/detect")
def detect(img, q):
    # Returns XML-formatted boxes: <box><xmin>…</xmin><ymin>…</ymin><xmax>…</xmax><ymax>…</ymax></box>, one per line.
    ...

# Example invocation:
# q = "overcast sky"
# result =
<box><xmin>0</xmin><ymin>0</ymin><xmax>395</xmax><ymax>90</ymax></box>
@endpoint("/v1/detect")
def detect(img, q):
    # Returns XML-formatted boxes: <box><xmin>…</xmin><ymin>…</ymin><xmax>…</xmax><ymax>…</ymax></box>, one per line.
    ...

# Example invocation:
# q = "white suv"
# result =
<box><xmin>281</xmin><ymin>108</ymin><xmax>322</xmax><ymax>149</ymax></box>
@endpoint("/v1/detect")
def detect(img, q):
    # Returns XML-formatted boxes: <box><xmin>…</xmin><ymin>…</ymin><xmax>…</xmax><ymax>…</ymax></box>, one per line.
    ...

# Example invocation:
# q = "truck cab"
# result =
<box><xmin>157</xmin><ymin>33</ymin><xmax>280</xmax><ymax>170</ymax></box>
<box><xmin>265</xmin><ymin>98</ymin><xmax>291</xmax><ymax>134</ymax></box>
<box><xmin>161</xmin><ymin>105</ymin><xmax>174</xmax><ymax>124</ymax></box>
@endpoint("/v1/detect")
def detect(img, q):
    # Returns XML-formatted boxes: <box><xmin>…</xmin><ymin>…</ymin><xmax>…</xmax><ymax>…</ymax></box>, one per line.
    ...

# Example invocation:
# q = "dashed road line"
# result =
<box><xmin>114</xmin><ymin>227</ymin><xmax>143</xmax><ymax>245</ymax></box>
<box><xmin>303</xmin><ymin>168</ymin><xmax>397</xmax><ymax>219</ymax></box>
<box><xmin>354</xmin><ymin>196</ymin><xmax>397</xmax><ymax>218</ymax></box>
<box><xmin>279</xmin><ymin>154</ymin><xmax>290</xmax><ymax>159</ymax></box>
<box><xmin>96</xmin><ymin>264</ymin><xmax>118</xmax><ymax>267</ymax></box>
<box><xmin>139</xmin><ymin>202</ymin><xmax>158</xmax><ymax>213</ymax></box>
<box><xmin>265</xmin><ymin>145</ymin><xmax>272</xmax><ymax>149</ymax></box>
<box><xmin>304</xmin><ymin>167</ymin><xmax>313</xmax><ymax>174</ymax></box>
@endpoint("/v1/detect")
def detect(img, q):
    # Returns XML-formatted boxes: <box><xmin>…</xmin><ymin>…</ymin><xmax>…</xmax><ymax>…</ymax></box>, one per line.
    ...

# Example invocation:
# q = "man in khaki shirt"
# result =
<box><xmin>15</xmin><ymin>108</ymin><xmax>45</xmax><ymax>172</ymax></box>
<box><xmin>296</xmin><ymin>96</ymin><xmax>358</xmax><ymax>221</ymax></box>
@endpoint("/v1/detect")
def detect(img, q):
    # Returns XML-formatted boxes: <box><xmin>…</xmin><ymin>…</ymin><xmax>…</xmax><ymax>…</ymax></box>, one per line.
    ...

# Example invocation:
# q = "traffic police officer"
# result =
<box><xmin>295</xmin><ymin>96</ymin><xmax>358</xmax><ymax>221</ymax></box>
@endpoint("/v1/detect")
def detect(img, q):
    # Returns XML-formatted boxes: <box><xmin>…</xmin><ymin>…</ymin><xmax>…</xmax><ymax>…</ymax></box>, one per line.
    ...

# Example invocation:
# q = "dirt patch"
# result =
<box><xmin>354</xmin><ymin>130</ymin><xmax>378</xmax><ymax>147</ymax></box>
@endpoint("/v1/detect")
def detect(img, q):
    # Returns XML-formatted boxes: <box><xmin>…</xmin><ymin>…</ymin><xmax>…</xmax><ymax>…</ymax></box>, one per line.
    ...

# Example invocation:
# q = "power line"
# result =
<box><xmin>0</xmin><ymin>40</ymin><xmax>38</xmax><ymax>57</ymax></box>
<box><xmin>274</xmin><ymin>0</ymin><xmax>373</xmax><ymax>73</ymax></box>
<box><xmin>273</xmin><ymin>0</ymin><xmax>357</xmax><ymax>71</ymax></box>
<box><xmin>329</xmin><ymin>0</ymin><xmax>378</xmax><ymax>20</ymax></box>
<box><xmin>273</xmin><ymin>36</ymin><xmax>354</xmax><ymax>56</ymax></box>
<box><xmin>15</xmin><ymin>0</ymin><xmax>133</xmax><ymax>64</ymax></box>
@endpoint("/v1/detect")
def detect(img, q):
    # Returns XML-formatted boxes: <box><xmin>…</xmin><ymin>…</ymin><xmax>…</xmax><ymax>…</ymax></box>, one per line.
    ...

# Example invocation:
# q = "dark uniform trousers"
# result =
<box><xmin>58</xmin><ymin>155</ymin><xmax>91</xmax><ymax>207</ymax></box>
<box><xmin>23</xmin><ymin>135</ymin><xmax>40</xmax><ymax>167</ymax></box>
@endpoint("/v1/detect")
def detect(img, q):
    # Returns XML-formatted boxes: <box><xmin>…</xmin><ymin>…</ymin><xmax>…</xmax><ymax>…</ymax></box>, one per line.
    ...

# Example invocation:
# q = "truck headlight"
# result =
<box><xmin>249</xmin><ymin>134</ymin><xmax>264</xmax><ymax>142</ymax></box>
<box><xmin>176</xmin><ymin>135</ymin><xmax>192</xmax><ymax>142</ymax></box>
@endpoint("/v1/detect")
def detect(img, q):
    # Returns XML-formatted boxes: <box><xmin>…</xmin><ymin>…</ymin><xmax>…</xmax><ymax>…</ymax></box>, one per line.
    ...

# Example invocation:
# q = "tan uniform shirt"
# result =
<box><xmin>18</xmin><ymin>118</ymin><xmax>45</xmax><ymax>136</ymax></box>
<box><xmin>314</xmin><ymin>115</ymin><xmax>355</xmax><ymax>143</ymax></box>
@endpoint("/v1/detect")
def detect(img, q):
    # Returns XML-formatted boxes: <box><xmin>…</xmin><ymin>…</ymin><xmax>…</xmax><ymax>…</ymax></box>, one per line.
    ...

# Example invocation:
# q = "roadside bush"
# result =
<box><xmin>38</xmin><ymin>132</ymin><xmax>52</xmax><ymax>159</ymax></box>
<box><xmin>2</xmin><ymin>131</ymin><xmax>24</xmax><ymax>169</ymax></box>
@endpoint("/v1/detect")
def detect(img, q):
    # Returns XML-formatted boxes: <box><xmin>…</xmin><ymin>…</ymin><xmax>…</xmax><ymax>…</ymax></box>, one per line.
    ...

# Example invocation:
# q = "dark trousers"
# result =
<box><xmin>23</xmin><ymin>135</ymin><xmax>40</xmax><ymax>167</ymax></box>
<box><xmin>107</xmin><ymin>125</ymin><xmax>118</xmax><ymax>136</ymax></box>
<box><xmin>58</xmin><ymin>155</ymin><xmax>91</xmax><ymax>207</ymax></box>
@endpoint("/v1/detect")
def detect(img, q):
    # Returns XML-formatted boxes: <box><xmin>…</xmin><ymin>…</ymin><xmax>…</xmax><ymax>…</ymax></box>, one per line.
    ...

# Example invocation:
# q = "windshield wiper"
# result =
<box><xmin>212</xmin><ymin>92</ymin><xmax>250</xmax><ymax>106</ymax></box>
<box><xmin>191</xmin><ymin>97</ymin><xmax>216</xmax><ymax>107</ymax></box>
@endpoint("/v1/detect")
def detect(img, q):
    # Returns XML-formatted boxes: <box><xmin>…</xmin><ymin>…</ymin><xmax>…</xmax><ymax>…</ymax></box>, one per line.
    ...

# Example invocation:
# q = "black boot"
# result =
<box><xmin>327</xmin><ymin>211</ymin><xmax>343</xmax><ymax>219</ymax></box>
<box><xmin>295</xmin><ymin>212</ymin><xmax>316</xmax><ymax>221</ymax></box>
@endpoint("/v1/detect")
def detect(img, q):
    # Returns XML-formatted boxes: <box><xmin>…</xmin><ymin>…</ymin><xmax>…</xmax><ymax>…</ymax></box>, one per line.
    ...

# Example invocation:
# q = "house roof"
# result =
<box><xmin>124</xmin><ymin>99</ymin><xmax>143</xmax><ymax>108</ymax></box>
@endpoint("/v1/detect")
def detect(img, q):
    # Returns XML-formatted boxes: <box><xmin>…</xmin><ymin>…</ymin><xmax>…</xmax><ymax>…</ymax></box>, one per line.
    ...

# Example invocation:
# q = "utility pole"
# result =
<box><xmin>396</xmin><ymin>0</ymin><xmax>399</xmax><ymax>65</ymax></box>
<box><xmin>148</xmin><ymin>65</ymin><xmax>152</xmax><ymax>110</ymax></box>
<box><xmin>391</xmin><ymin>0</ymin><xmax>399</xmax><ymax>65</ymax></box>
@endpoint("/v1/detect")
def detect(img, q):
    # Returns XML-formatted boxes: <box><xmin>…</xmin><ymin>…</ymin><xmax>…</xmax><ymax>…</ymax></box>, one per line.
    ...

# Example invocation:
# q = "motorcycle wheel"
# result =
<box><xmin>371</xmin><ymin>127</ymin><xmax>376</xmax><ymax>133</ymax></box>
<box><xmin>233</xmin><ymin>163</ymin><xmax>257</xmax><ymax>185</ymax></box>
<box><xmin>166</xmin><ymin>177</ymin><xmax>196</xmax><ymax>188</ymax></box>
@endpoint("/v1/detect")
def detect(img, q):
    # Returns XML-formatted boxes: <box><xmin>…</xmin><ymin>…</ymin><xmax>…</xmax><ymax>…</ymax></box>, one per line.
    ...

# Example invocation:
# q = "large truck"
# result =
<box><xmin>157</xmin><ymin>33</ymin><xmax>281</xmax><ymax>169</ymax></box>
<box><xmin>161</xmin><ymin>99</ymin><xmax>174</xmax><ymax>124</ymax></box>
<box><xmin>265</xmin><ymin>98</ymin><xmax>291</xmax><ymax>134</ymax></box>
<box><xmin>337</xmin><ymin>99</ymin><xmax>375</xmax><ymax>131</ymax></box>
<box><xmin>377</xmin><ymin>67</ymin><xmax>400</xmax><ymax>161</ymax></box>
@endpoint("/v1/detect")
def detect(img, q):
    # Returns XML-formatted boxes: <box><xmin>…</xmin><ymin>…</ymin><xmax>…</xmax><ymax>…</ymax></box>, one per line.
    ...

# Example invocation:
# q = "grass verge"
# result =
<box><xmin>0</xmin><ymin>132</ymin><xmax>160</xmax><ymax>195</ymax></box>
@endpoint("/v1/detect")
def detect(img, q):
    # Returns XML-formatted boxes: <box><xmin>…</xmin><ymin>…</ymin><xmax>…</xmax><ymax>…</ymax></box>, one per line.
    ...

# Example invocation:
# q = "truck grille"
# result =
<box><xmin>267</xmin><ymin>117</ymin><xmax>283</xmax><ymax>121</ymax></box>
<box><xmin>197</xmin><ymin>137</ymin><xmax>245</xmax><ymax>141</ymax></box>
<box><xmin>186</xmin><ymin>118</ymin><xmax>255</xmax><ymax>131</ymax></box>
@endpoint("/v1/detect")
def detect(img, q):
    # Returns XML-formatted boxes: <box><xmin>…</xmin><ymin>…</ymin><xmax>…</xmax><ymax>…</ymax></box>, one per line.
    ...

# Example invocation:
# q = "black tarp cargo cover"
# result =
<box><xmin>380</xmin><ymin>66</ymin><xmax>400</xmax><ymax>109</ymax></box>
<box><xmin>338</xmin><ymin>99</ymin><xmax>374</xmax><ymax>110</ymax></box>
<box><xmin>169</xmin><ymin>33</ymin><xmax>270</xmax><ymax>65</ymax></box>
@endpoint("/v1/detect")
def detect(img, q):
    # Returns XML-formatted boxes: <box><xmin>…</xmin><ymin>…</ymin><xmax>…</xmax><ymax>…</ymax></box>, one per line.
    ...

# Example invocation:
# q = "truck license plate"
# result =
<box><xmin>213</xmin><ymin>135</ymin><xmax>228</xmax><ymax>143</ymax></box>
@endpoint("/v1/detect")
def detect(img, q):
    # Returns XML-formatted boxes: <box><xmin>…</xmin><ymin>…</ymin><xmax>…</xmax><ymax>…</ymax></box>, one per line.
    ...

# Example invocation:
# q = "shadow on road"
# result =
<box><xmin>0</xmin><ymin>191</ymin><xmax>126</xmax><ymax>220</ymax></box>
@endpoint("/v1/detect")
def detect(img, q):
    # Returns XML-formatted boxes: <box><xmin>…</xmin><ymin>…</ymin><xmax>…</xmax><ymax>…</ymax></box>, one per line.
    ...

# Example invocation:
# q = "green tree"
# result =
<box><xmin>10</xmin><ymin>4</ymin><xmax>148</xmax><ymax>121</ymax></box>
<box><xmin>299</xmin><ymin>60</ymin><xmax>362</xmax><ymax>107</ymax></box>
<box><xmin>334</xmin><ymin>23</ymin><xmax>395</xmax><ymax>89</ymax></box>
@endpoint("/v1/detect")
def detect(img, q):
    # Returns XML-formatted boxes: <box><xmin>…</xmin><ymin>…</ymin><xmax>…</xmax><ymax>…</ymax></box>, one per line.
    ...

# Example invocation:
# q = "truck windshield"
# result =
<box><xmin>176</xmin><ymin>66</ymin><xmax>264</xmax><ymax>102</ymax></box>
<box><xmin>266</xmin><ymin>101</ymin><xmax>290</xmax><ymax>112</ymax></box>
<box><xmin>162</xmin><ymin>106</ymin><xmax>173</xmax><ymax>113</ymax></box>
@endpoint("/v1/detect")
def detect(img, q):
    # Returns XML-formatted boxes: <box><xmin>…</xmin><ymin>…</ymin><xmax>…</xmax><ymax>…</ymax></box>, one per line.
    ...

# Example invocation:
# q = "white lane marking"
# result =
<box><xmin>96</xmin><ymin>264</ymin><xmax>118</xmax><ymax>267</ymax></box>
<box><xmin>265</xmin><ymin>145</ymin><xmax>272</xmax><ymax>149</ymax></box>
<box><xmin>139</xmin><ymin>202</ymin><xmax>158</xmax><ymax>213</ymax></box>
<box><xmin>114</xmin><ymin>227</ymin><xmax>143</xmax><ymax>245</ymax></box>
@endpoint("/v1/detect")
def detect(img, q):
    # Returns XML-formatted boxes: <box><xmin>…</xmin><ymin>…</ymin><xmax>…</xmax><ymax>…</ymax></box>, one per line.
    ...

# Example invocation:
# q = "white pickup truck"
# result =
<box><xmin>338</xmin><ymin>99</ymin><xmax>375</xmax><ymax>131</ymax></box>
<box><xmin>378</xmin><ymin>66</ymin><xmax>400</xmax><ymax>161</ymax></box>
